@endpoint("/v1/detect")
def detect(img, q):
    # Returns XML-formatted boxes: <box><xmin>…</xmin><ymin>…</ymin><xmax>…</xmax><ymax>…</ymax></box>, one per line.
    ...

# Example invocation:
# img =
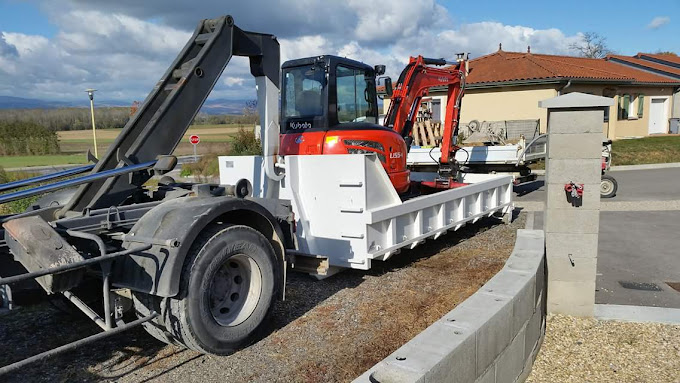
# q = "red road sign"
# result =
<box><xmin>190</xmin><ymin>134</ymin><xmax>200</xmax><ymax>145</ymax></box>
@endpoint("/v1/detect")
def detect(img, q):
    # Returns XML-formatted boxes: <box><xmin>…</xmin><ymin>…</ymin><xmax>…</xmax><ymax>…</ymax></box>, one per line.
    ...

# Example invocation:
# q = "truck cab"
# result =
<box><xmin>279</xmin><ymin>55</ymin><xmax>410</xmax><ymax>194</ymax></box>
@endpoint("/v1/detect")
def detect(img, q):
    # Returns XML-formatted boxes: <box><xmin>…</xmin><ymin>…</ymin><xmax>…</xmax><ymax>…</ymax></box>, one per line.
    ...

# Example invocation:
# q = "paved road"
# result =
<box><xmin>515</xmin><ymin>167</ymin><xmax>680</xmax><ymax>202</ymax></box>
<box><xmin>519</xmin><ymin>167</ymin><xmax>680</xmax><ymax>308</ymax></box>
<box><xmin>596</xmin><ymin>211</ymin><xmax>680</xmax><ymax>308</ymax></box>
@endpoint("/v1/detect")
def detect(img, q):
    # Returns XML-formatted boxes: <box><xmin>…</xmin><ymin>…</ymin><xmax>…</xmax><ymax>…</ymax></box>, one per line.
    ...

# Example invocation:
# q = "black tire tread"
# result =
<box><xmin>134</xmin><ymin>223</ymin><xmax>277</xmax><ymax>354</ymax></box>
<box><xmin>601</xmin><ymin>174</ymin><xmax>618</xmax><ymax>198</ymax></box>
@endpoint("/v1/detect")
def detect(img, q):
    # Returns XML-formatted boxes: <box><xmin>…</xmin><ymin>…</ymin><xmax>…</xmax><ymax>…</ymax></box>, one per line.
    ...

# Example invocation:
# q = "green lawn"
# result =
<box><xmin>611</xmin><ymin>136</ymin><xmax>680</xmax><ymax>166</ymax></box>
<box><xmin>0</xmin><ymin>154</ymin><xmax>88</xmax><ymax>168</ymax></box>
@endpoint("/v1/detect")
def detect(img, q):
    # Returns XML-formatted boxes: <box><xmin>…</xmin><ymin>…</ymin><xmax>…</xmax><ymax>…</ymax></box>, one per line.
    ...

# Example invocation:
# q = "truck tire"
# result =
<box><xmin>134</xmin><ymin>224</ymin><xmax>278</xmax><ymax>354</ymax></box>
<box><xmin>600</xmin><ymin>174</ymin><xmax>617</xmax><ymax>198</ymax></box>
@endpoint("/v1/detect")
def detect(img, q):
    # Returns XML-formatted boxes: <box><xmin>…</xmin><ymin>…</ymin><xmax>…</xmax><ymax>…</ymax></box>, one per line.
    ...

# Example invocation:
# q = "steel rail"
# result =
<box><xmin>0</xmin><ymin>160</ymin><xmax>157</xmax><ymax>205</ymax></box>
<box><xmin>0</xmin><ymin>312</ymin><xmax>159</xmax><ymax>376</ymax></box>
<box><xmin>0</xmin><ymin>164</ymin><xmax>95</xmax><ymax>192</ymax></box>
<box><xmin>0</xmin><ymin>244</ymin><xmax>151</xmax><ymax>286</ymax></box>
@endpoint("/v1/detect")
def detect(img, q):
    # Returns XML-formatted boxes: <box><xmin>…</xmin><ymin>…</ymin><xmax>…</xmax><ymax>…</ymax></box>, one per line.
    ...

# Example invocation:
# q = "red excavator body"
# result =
<box><xmin>278</xmin><ymin>54</ymin><xmax>466</xmax><ymax>194</ymax></box>
<box><xmin>279</xmin><ymin>55</ymin><xmax>410</xmax><ymax>193</ymax></box>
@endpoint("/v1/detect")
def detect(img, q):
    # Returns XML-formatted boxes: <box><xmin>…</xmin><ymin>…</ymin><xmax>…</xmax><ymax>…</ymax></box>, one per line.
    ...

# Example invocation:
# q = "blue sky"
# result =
<box><xmin>0</xmin><ymin>0</ymin><xmax>677</xmax><ymax>101</ymax></box>
<box><xmin>443</xmin><ymin>0</ymin><xmax>678</xmax><ymax>54</ymax></box>
<box><xmin>0</xmin><ymin>1</ymin><xmax>55</xmax><ymax>37</ymax></box>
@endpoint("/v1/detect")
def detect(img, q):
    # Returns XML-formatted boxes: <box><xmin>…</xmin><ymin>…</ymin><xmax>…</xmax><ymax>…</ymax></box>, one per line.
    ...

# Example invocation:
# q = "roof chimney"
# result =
<box><xmin>498</xmin><ymin>43</ymin><xmax>502</xmax><ymax>51</ymax></box>
<box><xmin>527</xmin><ymin>46</ymin><xmax>531</xmax><ymax>53</ymax></box>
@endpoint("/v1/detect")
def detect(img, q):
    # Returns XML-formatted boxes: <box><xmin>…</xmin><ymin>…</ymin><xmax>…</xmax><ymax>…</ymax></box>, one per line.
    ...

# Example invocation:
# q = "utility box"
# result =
<box><xmin>670</xmin><ymin>118</ymin><xmax>680</xmax><ymax>134</ymax></box>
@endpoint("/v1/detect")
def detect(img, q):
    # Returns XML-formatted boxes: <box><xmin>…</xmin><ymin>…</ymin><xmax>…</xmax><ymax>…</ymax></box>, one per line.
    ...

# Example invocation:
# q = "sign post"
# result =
<box><xmin>190</xmin><ymin>134</ymin><xmax>200</xmax><ymax>162</ymax></box>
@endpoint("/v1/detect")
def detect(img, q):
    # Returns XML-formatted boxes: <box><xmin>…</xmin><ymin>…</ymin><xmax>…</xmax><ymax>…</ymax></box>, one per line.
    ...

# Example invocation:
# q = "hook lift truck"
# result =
<box><xmin>0</xmin><ymin>15</ymin><xmax>513</xmax><ymax>373</ymax></box>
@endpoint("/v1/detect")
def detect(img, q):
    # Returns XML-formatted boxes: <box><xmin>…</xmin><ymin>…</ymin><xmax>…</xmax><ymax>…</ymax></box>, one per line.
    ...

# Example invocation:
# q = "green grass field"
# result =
<box><xmin>0</xmin><ymin>153</ymin><xmax>88</xmax><ymax>168</ymax></box>
<box><xmin>3</xmin><ymin>130</ymin><xmax>679</xmax><ymax>169</ymax></box>
<box><xmin>0</xmin><ymin>124</ymin><xmax>246</xmax><ymax>168</ymax></box>
<box><xmin>611</xmin><ymin>136</ymin><xmax>680</xmax><ymax>165</ymax></box>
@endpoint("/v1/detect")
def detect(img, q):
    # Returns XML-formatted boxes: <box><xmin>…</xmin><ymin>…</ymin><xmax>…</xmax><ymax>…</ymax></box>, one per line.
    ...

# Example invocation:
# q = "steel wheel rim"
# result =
<box><xmin>601</xmin><ymin>179</ymin><xmax>613</xmax><ymax>194</ymax></box>
<box><xmin>209</xmin><ymin>253</ymin><xmax>262</xmax><ymax>327</ymax></box>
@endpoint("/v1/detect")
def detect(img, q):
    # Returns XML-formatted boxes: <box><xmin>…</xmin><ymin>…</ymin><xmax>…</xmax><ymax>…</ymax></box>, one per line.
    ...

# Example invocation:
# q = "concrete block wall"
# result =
<box><xmin>353</xmin><ymin>229</ymin><xmax>546</xmax><ymax>383</ymax></box>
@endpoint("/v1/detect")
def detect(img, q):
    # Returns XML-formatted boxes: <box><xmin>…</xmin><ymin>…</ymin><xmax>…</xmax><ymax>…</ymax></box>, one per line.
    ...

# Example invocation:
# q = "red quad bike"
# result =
<box><xmin>601</xmin><ymin>139</ymin><xmax>617</xmax><ymax>198</ymax></box>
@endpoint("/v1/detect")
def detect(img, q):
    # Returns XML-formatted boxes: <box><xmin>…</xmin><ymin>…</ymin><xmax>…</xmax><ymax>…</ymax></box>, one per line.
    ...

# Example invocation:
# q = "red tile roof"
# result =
<box><xmin>606</xmin><ymin>54</ymin><xmax>680</xmax><ymax>77</ymax></box>
<box><xmin>464</xmin><ymin>50</ymin><xmax>680</xmax><ymax>85</ymax></box>
<box><xmin>635</xmin><ymin>53</ymin><xmax>680</xmax><ymax>66</ymax></box>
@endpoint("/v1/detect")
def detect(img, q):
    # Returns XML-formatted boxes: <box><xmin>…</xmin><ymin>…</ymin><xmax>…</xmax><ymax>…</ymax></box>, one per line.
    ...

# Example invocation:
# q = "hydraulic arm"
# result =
<box><xmin>383</xmin><ymin>55</ymin><xmax>466</xmax><ymax>173</ymax></box>
<box><xmin>58</xmin><ymin>15</ymin><xmax>280</xmax><ymax>216</ymax></box>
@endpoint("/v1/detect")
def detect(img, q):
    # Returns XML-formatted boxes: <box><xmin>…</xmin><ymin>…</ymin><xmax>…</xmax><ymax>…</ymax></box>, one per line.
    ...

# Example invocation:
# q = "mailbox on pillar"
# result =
<box><xmin>539</xmin><ymin>92</ymin><xmax>614</xmax><ymax>317</ymax></box>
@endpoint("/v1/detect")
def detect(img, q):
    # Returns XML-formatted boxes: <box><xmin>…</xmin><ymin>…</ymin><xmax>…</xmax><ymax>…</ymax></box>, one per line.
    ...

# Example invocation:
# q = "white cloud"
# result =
<box><xmin>0</xmin><ymin>1</ymin><xmax>585</xmax><ymax>103</ymax></box>
<box><xmin>647</xmin><ymin>16</ymin><xmax>670</xmax><ymax>29</ymax></box>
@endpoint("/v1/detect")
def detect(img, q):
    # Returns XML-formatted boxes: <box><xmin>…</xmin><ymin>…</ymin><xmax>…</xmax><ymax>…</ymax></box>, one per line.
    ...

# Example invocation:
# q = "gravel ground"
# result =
<box><xmin>0</xmin><ymin>213</ymin><xmax>524</xmax><ymax>383</ymax></box>
<box><xmin>527</xmin><ymin>314</ymin><xmax>680</xmax><ymax>383</ymax></box>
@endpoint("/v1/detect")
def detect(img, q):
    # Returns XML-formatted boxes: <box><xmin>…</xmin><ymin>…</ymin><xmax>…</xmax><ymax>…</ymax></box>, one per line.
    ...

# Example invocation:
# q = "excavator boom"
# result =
<box><xmin>384</xmin><ymin>55</ymin><xmax>466</xmax><ymax>168</ymax></box>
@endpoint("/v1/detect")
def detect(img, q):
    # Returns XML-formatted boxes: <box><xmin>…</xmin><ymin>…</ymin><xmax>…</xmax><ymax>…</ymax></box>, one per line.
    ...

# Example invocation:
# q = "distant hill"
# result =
<box><xmin>0</xmin><ymin>96</ymin><xmax>72</xmax><ymax>109</ymax></box>
<box><xmin>0</xmin><ymin>96</ymin><xmax>251</xmax><ymax>115</ymax></box>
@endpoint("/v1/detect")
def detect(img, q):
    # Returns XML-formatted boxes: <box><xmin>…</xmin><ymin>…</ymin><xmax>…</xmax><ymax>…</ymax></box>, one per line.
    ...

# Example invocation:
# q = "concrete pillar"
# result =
<box><xmin>539</xmin><ymin>92</ymin><xmax>614</xmax><ymax>317</ymax></box>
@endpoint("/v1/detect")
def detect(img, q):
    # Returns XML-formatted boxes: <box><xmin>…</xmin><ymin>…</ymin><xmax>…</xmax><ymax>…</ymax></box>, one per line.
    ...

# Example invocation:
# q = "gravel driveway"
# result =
<box><xmin>1</xmin><ymin>214</ymin><xmax>524</xmax><ymax>383</ymax></box>
<box><xmin>527</xmin><ymin>314</ymin><xmax>680</xmax><ymax>383</ymax></box>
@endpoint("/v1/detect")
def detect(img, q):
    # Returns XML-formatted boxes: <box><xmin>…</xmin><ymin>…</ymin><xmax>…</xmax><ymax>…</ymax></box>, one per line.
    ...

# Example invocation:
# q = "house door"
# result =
<box><xmin>648</xmin><ymin>98</ymin><xmax>668</xmax><ymax>134</ymax></box>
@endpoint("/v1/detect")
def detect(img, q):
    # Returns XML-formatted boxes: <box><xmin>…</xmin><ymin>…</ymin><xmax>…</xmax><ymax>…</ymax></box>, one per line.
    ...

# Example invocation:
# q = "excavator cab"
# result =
<box><xmin>279</xmin><ymin>55</ymin><xmax>410</xmax><ymax>193</ymax></box>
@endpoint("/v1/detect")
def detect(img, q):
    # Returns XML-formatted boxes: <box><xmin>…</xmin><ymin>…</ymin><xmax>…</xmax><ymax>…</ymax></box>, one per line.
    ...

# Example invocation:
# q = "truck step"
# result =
<box><xmin>288</xmin><ymin>251</ymin><xmax>330</xmax><ymax>276</ymax></box>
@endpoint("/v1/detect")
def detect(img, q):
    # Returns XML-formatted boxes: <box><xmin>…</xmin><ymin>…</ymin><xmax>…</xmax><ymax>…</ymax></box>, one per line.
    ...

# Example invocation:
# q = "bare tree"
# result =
<box><xmin>569</xmin><ymin>32</ymin><xmax>612</xmax><ymax>58</ymax></box>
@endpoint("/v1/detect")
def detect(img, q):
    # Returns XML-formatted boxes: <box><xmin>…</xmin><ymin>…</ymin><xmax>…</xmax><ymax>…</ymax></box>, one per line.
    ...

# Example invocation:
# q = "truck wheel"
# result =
<box><xmin>600</xmin><ymin>174</ymin><xmax>617</xmax><ymax>198</ymax></box>
<box><xmin>134</xmin><ymin>224</ymin><xmax>278</xmax><ymax>354</ymax></box>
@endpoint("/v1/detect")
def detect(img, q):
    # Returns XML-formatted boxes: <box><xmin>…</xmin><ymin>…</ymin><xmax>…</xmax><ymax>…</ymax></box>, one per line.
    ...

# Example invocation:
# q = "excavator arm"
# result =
<box><xmin>383</xmin><ymin>55</ymin><xmax>466</xmax><ymax>168</ymax></box>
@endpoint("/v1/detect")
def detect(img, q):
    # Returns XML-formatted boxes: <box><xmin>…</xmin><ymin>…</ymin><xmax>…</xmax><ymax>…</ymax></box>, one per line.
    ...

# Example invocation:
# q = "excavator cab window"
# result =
<box><xmin>336</xmin><ymin>65</ymin><xmax>377</xmax><ymax>124</ymax></box>
<box><xmin>283</xmin><ymin>64</ymin><xmax>326</xmax><ymax>119</ymax></box>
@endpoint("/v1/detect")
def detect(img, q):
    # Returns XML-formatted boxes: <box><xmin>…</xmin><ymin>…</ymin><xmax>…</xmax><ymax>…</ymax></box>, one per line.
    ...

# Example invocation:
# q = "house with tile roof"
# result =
<box><xmin>383</xmin><ymin>49</ymin><xmax>680</xmax><ymax>139</ymax></box>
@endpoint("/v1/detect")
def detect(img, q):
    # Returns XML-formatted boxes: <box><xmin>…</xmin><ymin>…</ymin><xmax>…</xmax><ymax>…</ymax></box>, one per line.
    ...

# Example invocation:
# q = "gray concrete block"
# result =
<box><xmin>503</xmin><ymin>257</ymin><xmax>541</xmax><ymax>274</ymax></box>
<box><xmin>544</xmin><ymin>158</ymin><xmax>602</xmax><ymax>185</ymax></box>
<box><xmin>510</xmin><ymin>230</ymin><xmax>545</xmax><ymax>256</ymax></box>
<box><xmin>472</xmin><ymin>293</ymin><xmax>514</xmax><ymax>376</ymax></box>
<box><xmin>355</xmin><ymin>363</ymin><xmax>425</xmax><ymax>383</ymax></box>
<box><xmin>547</xmin><ymin>255</ymin><xmax>596</xmax><ymax>282</ymax></box>
<box><xmin>373</xmin><ymin>342</ymin><xmax>443</xmax><ymax>380</ymax></box>
<box><xmin>524</xmin><ymin>299</ymin><xmax>543</xmax><ymax>361</ymax></box>
<box><xmin>495</xmin><ymin>327</ymin><xmax>526</xmax><ymax>383</ymax></box>
<box><xmin>547</xmin><ymin>280</ymin><xmax>595</xmax><ymax>316</ymax></box>
<box><xmin>547</xmin><ymin>133</ymin><xmax>603</xmax><ymax>159</ymax></box>
<box><xmin>475</xmin><ymin>365</ymin><xmax>496</xmax><ymax>383</ymax></box>
<box><xmin>511</xmin><ymin>278</ymin><xmax>536</xmax><ymax>336</ymax></box>
<box><xmin>545</xmin><ymin>182</ymin><xmax>601</xmax><ymax>210</ymax></box>
<box><xmin>546</xmin><ymin>109</ymin><xmax>605</xmax><ymax>134</ymax></box>
<box><xmin>482</xmin><ymin>268</ymin><xmax>534</xmax><ymax>298</ymax></box>
<box><xmin>425</xmin><ymin>324</ymin><xmax>477</xmax><ymax>383</ymax></box>
<box><xmin>546</xmin><ymin>233</ymin><xmax>598</xmax><ymax>259</ymax></box>
<box><xmin>544</xmin><ymin>208</ymin><xmax>599</xmax><ymax>234</ymax></box>
<box><xmin>478</xmin><ymin>272</ymin><xmax>536</xmax><ymax>337</ymax></box>
<box><xmin>535</xmin><ymin>257</ymin><xmax>546</xmax><ymax>306</ymax></box>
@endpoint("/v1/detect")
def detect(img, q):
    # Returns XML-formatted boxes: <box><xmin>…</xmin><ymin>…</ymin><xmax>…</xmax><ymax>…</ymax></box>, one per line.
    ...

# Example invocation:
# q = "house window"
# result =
<box><xmin>637</xmin><ymin>94</ymin><xmax>644</xmax><ymax>118</ymax></box>
<box><xmin>628</xmin><ymin>95</ymin><xmax>638</xmax><ymax>119</ymax></box>
<box><xmin>618</xmin><ymin>94</ymin><xmax>630</xmax><ymax>120</ymax></box>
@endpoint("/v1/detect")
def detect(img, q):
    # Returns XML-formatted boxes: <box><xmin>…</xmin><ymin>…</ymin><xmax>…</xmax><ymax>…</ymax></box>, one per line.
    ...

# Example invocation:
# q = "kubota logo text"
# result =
<box><xmin>289</xmin><ymin>121</ymin><xmax>312</xmax><ymax>129</ymax></box>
